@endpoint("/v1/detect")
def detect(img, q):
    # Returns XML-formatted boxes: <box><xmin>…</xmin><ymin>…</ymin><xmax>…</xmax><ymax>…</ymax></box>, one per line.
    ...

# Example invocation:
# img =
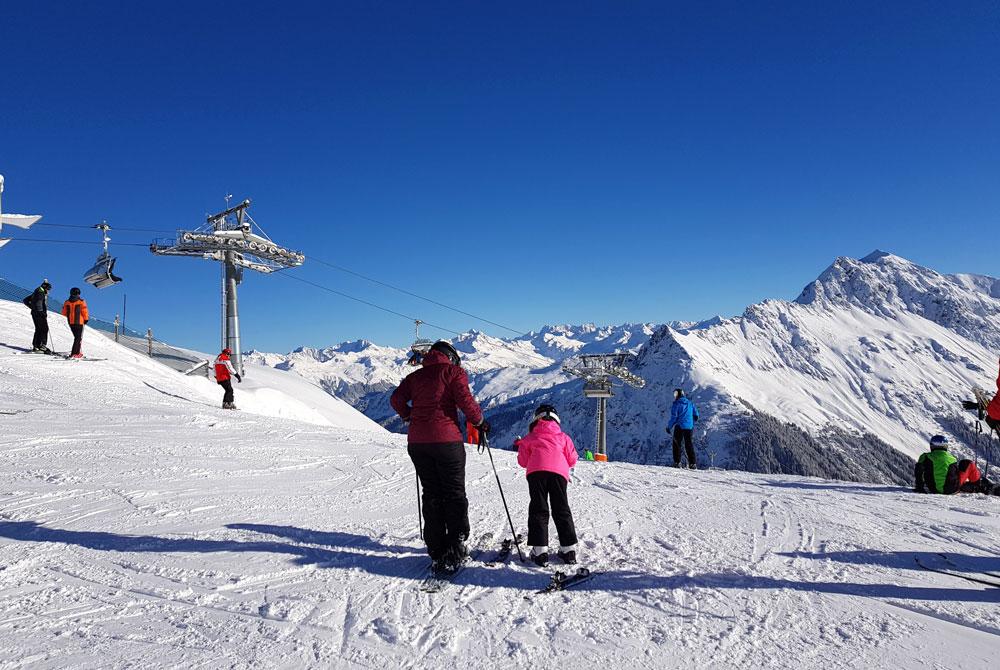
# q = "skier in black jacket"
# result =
<box><xmin>23</xmin><ymin>280</ymin><xmax>52</xmax><ymax>353</ymax></box>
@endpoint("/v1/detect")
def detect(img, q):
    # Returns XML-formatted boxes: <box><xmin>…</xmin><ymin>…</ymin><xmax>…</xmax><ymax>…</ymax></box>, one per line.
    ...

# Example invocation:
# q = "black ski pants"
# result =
<box><xmin>526</xmin><ymin>471</ymin><xmax>577</xmax><ymax>549</ymax></box>
<box><xmin>409</xmin><ymin>442</ymin><xmax>470</xmax><ymax>561</ymax></box>
<box><xmin>31</xmin><ymin>312</ymin><xmax>48</xmax><ymax>350</ymax></box>
<box><xmin>672</xmin><ymin>427</ymin><xmax>696</xmax><ymax>466</ymax></box>
<box><xmin>69</xmin><ymin>324</ymin><xmax>84</xmax><ymax>357</ymax></box>
<box><xmin>218</xmin><ymin>379</ymin><xmax>234</xmax><ymax>404</ymax></box>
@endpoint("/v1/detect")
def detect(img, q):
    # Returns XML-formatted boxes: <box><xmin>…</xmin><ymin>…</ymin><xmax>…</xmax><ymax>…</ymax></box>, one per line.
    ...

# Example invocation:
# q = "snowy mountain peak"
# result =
<box><xmin>795</xmin><ymin>251</ymin><xmax>1000</xmax><ymax>350</ymax></box>
<box><xmin>860</xmin><ymin>249</ymin><xmax>906</xmax><ymax>264</ymax></box>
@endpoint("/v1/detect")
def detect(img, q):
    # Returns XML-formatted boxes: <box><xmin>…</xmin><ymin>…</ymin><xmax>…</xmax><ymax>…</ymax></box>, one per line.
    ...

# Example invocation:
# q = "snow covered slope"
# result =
<box><xmin>0</xmin><ymin>319</ymin><xmax>998</xmax><ymax>668</ymax></box>
<box><xmin>254</xmin><ymin>252</ymin><xmax>999</xmax><ymax>484</ymax></box>
<box><xmin>0</xmin><ymin>300</ymin><xmax>384</xmax><ymax>433</ymax></box>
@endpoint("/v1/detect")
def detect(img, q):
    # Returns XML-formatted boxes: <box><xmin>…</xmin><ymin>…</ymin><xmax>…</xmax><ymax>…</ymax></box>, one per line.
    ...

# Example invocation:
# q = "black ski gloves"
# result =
<box><xmin>477</xmin><ymin>419</ymin><xmax>491</xmax><ymax>435</ymax></box>
<box><xmin>235</xmin><ymin>375</ymin><xmax>243</xmax><ymax>383</ymax></box>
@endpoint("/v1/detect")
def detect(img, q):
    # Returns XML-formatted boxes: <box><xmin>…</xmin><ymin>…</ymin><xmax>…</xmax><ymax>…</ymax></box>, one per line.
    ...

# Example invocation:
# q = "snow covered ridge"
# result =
<box><xmin>253</xmin><ymin>252</ymin><xmax>998</xmax><ymax>485</ymax></box>
<box><xmin>0</xmin><ymin>301</ymin><xmax>385</xmax><ymax>433</ymax></box>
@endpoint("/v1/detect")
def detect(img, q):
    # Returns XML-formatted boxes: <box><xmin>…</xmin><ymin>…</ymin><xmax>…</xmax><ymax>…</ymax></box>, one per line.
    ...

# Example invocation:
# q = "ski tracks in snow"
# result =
<box><xmin>1</xmin><ymin>348</ymin><xmax>999</xmax><ymax>668</ymax></box>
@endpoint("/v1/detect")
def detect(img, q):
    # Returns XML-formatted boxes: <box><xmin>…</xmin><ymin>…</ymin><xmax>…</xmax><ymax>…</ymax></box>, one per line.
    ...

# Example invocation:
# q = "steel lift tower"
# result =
<box><xmin>150</xmin><ymin>198</ymin><xmax>305</xmax><ymax>376</ymax></box>
<box><xmin>562</xmin><ymin>353</ymin><xmax>646</xmax><ymax>462</ymax></box>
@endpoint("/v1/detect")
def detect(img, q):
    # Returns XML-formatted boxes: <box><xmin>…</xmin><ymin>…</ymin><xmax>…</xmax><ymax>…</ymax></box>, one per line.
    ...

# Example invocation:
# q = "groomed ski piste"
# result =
<box><xmin>0</xmin><ymin>299</ymin><xmax>999</xmax><ymax>669</ymax></box>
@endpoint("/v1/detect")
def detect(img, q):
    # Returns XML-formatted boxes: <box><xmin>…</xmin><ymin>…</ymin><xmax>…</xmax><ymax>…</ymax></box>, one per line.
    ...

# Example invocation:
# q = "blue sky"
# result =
<box><xmin>1</xmin><ymin>2</ymin><xmax>997</xmax><ymax>352</ymax></box>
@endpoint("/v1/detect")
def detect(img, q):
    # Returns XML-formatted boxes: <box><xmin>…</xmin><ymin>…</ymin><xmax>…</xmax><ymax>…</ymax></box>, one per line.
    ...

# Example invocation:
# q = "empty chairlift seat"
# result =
<box><xmin>84</xmin><ymin>252</ymin><xmax>122</xmax><ymax>288</ymax></box>
<box><xmin>84</xmin><ymin>222</ymin><xmax>123</xmax><ymax>289</ymax></box>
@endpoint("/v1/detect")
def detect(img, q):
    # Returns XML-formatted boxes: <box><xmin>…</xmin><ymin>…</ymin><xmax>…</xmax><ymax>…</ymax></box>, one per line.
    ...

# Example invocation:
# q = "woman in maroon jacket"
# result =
<box><xmin>391</xmin><ymin>340</ymin><xmax>487</xmax><ymax>573</ymax></box>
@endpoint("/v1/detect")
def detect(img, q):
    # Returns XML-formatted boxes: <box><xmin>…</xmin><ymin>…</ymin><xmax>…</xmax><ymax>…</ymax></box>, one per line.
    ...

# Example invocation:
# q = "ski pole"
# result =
<box><xmin>416</xmin><ymin>472</ymin><xmax>423</xmax><ymax>540</ymax></box>
<box><xmin>975</xmin><ymin>421</ymin><xmax>982</xmax><ymax>472</ymax></box>
<box><xmin>479</xmin><ymin>431</ymin><xmax>525</xmax><ymax>562</ymax></box>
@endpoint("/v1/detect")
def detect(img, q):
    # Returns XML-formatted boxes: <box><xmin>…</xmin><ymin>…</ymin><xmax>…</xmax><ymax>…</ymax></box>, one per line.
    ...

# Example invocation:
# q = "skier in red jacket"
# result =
<box><xmin>214</xmin><ymin>348</ymin><xmax>242</xmax><ymax>410</ymax></box>
<box><xmin>987</xmin><ymin>359</ymin><xmax>1000</xmax><ymax>433</ymax></box>
<box><xmin>390</xmin><ymin>340</ymin><xmax>487</xmax><ymax>574</ymax></box>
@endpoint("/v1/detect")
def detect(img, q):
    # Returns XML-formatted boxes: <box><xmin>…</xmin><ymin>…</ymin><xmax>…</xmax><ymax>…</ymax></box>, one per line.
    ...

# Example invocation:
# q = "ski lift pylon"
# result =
<box><xmin>83</xmin><ymin>222</ymin><xmax>123</xmax><ymax>289</ymax></box>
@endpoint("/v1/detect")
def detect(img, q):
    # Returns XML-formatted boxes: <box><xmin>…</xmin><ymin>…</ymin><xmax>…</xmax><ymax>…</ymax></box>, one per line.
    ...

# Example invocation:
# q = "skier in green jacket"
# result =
<box><xmin>914</xmin><ymin>435</ymin><xmax>998</xmax><ymax>495</ymax></box>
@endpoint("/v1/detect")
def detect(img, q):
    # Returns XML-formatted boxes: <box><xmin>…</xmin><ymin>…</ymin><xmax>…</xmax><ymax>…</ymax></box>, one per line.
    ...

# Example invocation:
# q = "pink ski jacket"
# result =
<box><xmin>515</xmin><ymin>420</ymin><xmax>579</xmax><ymax>482</ymax></box>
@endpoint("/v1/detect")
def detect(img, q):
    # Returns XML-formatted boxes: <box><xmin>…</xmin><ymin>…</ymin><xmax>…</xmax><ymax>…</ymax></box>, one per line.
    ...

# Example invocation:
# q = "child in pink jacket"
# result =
<box><xmin>515</xmin><ymin>404</ymin><xmax>579</xmax><ymax>566</ymax></box>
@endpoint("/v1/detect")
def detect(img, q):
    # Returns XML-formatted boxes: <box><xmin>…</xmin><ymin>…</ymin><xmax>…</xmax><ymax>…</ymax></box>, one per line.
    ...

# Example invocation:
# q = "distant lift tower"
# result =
<box><xmin>0</xmin><ymin>174</ymin><xmax>43</xmax><ymax>249</ymax></box>
<box><xmin>562</xmin><ymin>353</ymin><xmax>646</xmax><ymax>462</ymax></box>
<box><xmin>150</xmin><ymin>198</ymin><xmax>305</xmax><ymax>376</ymax></box>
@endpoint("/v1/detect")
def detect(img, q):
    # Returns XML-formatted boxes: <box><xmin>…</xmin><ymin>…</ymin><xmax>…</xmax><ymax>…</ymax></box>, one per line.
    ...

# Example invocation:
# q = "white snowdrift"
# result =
<box><xmin>0</xmin><ymin>299</ymin><xmax>384</xmax><ymax>433</ymax></box>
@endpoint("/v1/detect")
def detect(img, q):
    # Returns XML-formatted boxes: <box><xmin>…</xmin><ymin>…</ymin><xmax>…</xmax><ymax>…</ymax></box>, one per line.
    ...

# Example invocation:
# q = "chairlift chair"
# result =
<box><xmin>83</xmin><ymin>222</ymin><xmax>123</xmax><ymax>289</ymax></box>
<box><xmin>407</xmin><ymin>320</ymin><xmax>434</xmax><ymax>366</ymax></box>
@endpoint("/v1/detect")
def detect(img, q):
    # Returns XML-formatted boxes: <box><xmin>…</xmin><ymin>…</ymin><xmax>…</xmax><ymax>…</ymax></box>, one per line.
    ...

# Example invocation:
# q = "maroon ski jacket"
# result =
<box><xmin>391</xmin><ymin>350</ymin><xmax>484</xmax><ymax>444</ymax></box>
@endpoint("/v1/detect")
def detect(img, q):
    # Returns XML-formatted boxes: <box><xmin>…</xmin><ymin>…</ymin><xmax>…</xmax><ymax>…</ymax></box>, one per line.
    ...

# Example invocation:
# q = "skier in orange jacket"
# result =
<box><xmin>60</xmin><ymin>287</ymin><xmax>89</xmax><ymax>359</ymax></box>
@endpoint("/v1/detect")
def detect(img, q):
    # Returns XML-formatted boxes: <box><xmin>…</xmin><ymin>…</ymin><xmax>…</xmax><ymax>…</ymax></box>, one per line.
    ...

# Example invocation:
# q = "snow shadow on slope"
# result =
<box><xmin>560</xmin><ymin>569</ymin><xmax>1000</xmax><ymax>603</ymax></box>
<box><xmin>779</xmin><ymin>549</ymin><xmax>1000</xmax><ymax>575</ymax></box>
<box><xmin>762</xmin><ymin>480</ymin><xmax>906</xmax><ymax>495</ymax></box>
<box><xmin>0</xmin><ymin>520</ymin><xmax>426</xmax><ymax>576</ymax></box>
<box><xmin>5</xmin><ymin>521</ymin><xmax>993</xmax><ymax>601</ymax></box>
<box><xmin>225</xmin><ymin>523</ymin><xmax>414</xmax><ymax>554</ymax></box>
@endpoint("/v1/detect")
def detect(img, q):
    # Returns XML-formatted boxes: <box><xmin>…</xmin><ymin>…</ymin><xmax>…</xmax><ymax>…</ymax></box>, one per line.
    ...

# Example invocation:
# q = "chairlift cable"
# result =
<box><xmin>0</xmin><ymin>237</ymin><xmax>150</xmax><ymax>247</ymax></box>
<box><xmin>31</xmin><ymin>222</ymin><xmax>175</xmax><ymax>234</ymax></box>
<box><xmin>279</xmin><ymin>271</ymin><xmax>564</xmax><ymax>370</ymax></box>
<box><xmin>308</xmin><ymin>256</ymin><xmax>526</xmax><ymax>336</ymax></box>
<box><xmin>275</xmin><ymin>272</ymin><xmax>465</xmax><ymax>337</ymax></box>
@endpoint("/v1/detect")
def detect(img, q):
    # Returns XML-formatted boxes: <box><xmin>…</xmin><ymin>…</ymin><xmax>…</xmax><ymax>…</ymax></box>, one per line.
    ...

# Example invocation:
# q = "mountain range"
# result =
<box><xmin>246</xmin><ymin>251</ymin><xmax>1000</xmax><ymax>484</ymax></box>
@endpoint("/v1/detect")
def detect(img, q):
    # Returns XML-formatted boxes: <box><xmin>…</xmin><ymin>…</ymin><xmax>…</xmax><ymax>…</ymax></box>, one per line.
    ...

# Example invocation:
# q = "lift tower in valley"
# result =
<box><xmin>562</xmin><ymin>353</ymin><xmax>646</xmax><ymax>462</ymax></box>
<box><xmin>150</xmin><ymin>198</ymin><xmax>305</xmax><ymax>376</ymax></box>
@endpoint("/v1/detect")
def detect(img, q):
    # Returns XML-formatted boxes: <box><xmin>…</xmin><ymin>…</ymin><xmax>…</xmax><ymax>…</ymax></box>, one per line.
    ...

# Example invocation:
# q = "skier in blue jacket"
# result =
<box><xmin>666</xmin><ymin>388</ymin><xmax>700</xmax><ymax>468</ymax></box>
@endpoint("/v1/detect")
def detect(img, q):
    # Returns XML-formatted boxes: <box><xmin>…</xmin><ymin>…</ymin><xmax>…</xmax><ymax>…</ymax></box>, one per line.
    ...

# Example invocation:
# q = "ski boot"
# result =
<box><xmin>433</xmin><ymin>551</ymin><xmax>463</xmax><ymax>577</ymax></box>
<box><xmin>530</xmin><ymin>549</ymin><xmax>549</xmax><ymax>567</ymax></box>
<box><xmin>688</xmin><ymin>463</ymin><xmax>697</xmax><ymax>470</ymax></box>
<box><xmin>557</xmin><ymin>548</ymin><xmax>577</xmax><ymax>565</ymax></box>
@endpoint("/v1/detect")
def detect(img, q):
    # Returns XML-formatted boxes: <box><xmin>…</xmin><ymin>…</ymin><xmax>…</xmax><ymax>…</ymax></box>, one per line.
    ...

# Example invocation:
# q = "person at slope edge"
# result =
<box><xmin>60</xmin><ymin>287</ymin><xmax>89</xmax><ymax>359</ymax></box>
<box><xmin>987</xmin><ymin>358</ymin><xmax>1000</xmax><ymax>435</ymax></box>
<box><xmin>22</xmin><ymin>279</ymin><xmax>52</xmax><ymax>353</ymax></box>
<box><xmin>914</xmin><ymin>435</ymin><xmax>999</xmax><ymax>496</ymax></box>
<box><xmin>667</xmin><ymin>388</ymin><xmax>700</xmax><ymax>469</ymax></box>
<box><xmin>214</xmin><ymin>347</ymin><xmax>242</xmax><ymax>410</ymax></box>
<box><xmin>390</xmin><ymin>340</ymin><xmax>488</xmax><ymax>575</ymax></box>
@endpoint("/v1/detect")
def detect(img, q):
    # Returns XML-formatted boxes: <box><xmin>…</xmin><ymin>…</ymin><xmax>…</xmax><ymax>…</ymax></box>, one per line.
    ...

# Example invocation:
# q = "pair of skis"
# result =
<box><xmin>418</xmin><ymin>531</ymin><xmax>496</xmax><ymax>593</ymax></box>
<box><xmin>21</xmin><ymin>350</ymin><xmax>105</xmax><ymax>361</ymax></box>
<box><xmin>418</xmin><ymin>532</ymin><xmax>596</xmax><ymax>595</ymax></box>
<box><xmin>914</xmin><ymin>553</ymin><xmax>1000</xmax><ymax>589</ymax></box>
<box><xmin>534</xmin><ymin>567</ymin><xmax>594</xmax><ymax>595</ymax></box>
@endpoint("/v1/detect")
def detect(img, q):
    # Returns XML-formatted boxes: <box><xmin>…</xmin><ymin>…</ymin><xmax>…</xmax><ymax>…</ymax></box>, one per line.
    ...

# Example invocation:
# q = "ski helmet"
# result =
<box><xmin>430</xmin><ymin>340</ymin><xmax>460</xmax><ymax>365</ymax></box>
<box><xmin>70</xmin><ymin>287</ymin><xmax>81</xmax><ymax>296</ymax></box>
<box><xmin>222</xmin><ymin>347</ymin><xmax>232</xmax><ymax>355</ymax></box>
<box><xmin>674</xmin><ymin>388</ymin><xmax>685</xmax><ymax>400</ymax></box>
<box><xmin>929</xmin><ymin>435</ymin><xmax>950</xmax><ymax>450</ymax></box>
<box><xmin>40</xmin><ymin>279</ymin><xmax>52</xmax><ymax>290</ymax></box>
<box><xmin>532</xmin><ymin>404</ymin><xmax>560</xmax><ymax>424</ymax></box>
